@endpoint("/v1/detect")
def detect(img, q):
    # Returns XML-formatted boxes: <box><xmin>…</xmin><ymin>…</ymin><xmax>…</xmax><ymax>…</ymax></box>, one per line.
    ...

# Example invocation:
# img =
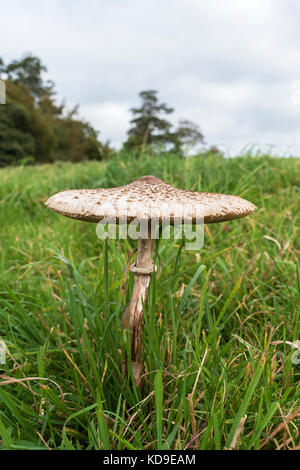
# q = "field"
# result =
<box><xmin>0</xmin><ymin>153</ymin><xmax>299</xmax><ymax>450</ymax></box>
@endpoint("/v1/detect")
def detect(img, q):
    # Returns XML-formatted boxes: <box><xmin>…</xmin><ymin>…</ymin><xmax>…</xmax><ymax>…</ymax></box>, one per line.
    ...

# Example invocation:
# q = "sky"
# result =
<box><xmin>1</xmin><ymin>0</ymin><xmax>300</xmax><ymax>155</ymax></box>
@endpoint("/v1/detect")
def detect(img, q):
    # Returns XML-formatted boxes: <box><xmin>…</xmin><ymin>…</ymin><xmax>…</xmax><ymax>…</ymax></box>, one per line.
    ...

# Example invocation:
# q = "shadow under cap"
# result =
<box><xmin>45</xmin><ymin>175</ymin><xmax>256</xmax><ymax>224</ymax></box>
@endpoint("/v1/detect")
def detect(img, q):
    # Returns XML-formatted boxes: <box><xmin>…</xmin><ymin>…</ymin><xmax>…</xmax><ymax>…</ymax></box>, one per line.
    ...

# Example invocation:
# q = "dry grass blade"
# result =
<box><xmin>259</xmin><ymin>405</ymin><xmax>300</xmax><ymax>449</ymax></box>
<box><xmin>229</xmin><ymin>415</ymin><xmax>247</xmax><ymax>450</ymax></box>
<box><xmin>0</xmin><ymin>375</ymin><xmax>64</xmax><ymax>402</ymax></box>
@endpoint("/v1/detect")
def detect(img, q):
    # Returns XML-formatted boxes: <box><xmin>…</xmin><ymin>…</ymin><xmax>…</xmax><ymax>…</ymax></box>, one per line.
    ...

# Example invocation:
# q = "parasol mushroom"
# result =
<box><xmin>45</xmin><ymin>175</ymin><xmax>256</xmax><ymax>386</ymax></box>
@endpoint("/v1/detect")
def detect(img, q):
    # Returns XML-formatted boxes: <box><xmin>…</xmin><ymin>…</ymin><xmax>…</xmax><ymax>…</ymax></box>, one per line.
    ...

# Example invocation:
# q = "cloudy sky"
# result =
<box><xmin>2</xmin><ymin>0</ymin><xmax>300</xmax><ymax>155</ymax></box>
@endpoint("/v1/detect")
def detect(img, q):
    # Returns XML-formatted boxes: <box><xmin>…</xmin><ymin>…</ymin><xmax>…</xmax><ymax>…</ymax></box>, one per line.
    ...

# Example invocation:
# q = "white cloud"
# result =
<box><xmin>80</xmin><ymin>102</ymin><xmax>131</xmax><ymax>147</ymax></box>
<box><xmin>1</xmin><ymin>0</ymin><xmax>300</xmax><ymax>155</ymax></box>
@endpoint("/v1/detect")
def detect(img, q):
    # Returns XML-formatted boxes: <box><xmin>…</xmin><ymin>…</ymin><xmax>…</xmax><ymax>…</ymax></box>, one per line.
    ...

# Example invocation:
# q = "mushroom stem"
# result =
<box><xmin>122</xmin><ymin>232</ymin><xmax>155</xmax><ymax>386</ymax></box>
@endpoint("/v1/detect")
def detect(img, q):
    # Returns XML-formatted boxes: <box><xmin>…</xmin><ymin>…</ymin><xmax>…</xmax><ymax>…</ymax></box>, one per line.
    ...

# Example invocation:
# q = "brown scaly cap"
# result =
<box><xmin>45</xmin><ymin>175</ymin><xmax>256</xmax><ymax>223</ymax></box>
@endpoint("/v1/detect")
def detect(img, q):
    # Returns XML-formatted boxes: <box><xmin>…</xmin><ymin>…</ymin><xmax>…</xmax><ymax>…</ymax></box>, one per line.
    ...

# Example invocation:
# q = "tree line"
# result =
<box><xmin>0</xmin><ymin>54</ymin><xmax>220</xmax><ymax>167</ymax></box>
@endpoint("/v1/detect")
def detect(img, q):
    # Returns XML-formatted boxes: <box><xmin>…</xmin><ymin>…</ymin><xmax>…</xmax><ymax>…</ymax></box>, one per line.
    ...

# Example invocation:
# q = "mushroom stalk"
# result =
<box><xmin>122</xmin><ymin>231</ymin><xmax>155</xmax><ymax>386</ymax></box>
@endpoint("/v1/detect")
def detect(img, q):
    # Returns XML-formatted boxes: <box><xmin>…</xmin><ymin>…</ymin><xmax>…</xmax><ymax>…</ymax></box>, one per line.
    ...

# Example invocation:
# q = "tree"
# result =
<box><xmin>172</xmin><ymin>119</ymin><xmax>204</xmax><ymax>156</ymax></box>
<box><xmin>124</xmin><ymin>90</ymin><xmax>207</xmax><ymax>156</ymax></box>
<box><xmin>0</xmin><ymin>54</ymin><xmax>113</xmax><ymax>166</ymax></box>
<box><xmin>3</xmin><ymin>54</ymin><xmax>54</xmax><ymax>100</ymax></box>
<box><xmin>0</xmin><ymin>88</ymin><xmax>35</xmax><ymax>166</ymax></box>
<box><xmin>124</xmin><ymin>90</ymin><xmax>174</xmax><ymax>151</ymax></box>
<box><xmin>0</xmin><ymin>80</ymin><xmax>55</xmax><ymax>166</ymax></box>
<box><xmin>52</xmin><ymin>106</ymin><xmax>110</xmax><ymax>162</ymax></box>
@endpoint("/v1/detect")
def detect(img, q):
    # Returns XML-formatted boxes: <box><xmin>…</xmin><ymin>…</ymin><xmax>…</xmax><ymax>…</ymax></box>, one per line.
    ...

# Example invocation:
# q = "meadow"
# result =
<box><xmin>0</xmin><ymin>152</ymin><xmax>299</xmax><ymax>450</ymax></box>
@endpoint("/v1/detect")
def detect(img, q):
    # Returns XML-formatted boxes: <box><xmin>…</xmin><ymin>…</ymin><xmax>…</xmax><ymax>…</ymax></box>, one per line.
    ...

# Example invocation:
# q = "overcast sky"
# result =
<box><xmin>2</xmin><ymin>0</ymin><xmax>300</xmax><ymax>155</ymax></box>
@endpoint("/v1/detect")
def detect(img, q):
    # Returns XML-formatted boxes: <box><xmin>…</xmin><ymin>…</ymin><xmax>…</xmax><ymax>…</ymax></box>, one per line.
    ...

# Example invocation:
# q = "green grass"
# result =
<box><xmin>0</xmin><ymin>152</ymin><xmax>299</xmax><ymax>450</ymax></box>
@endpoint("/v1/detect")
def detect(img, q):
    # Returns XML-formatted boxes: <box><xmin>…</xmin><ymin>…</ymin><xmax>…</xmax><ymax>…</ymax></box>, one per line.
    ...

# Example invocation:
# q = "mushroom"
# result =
<box><xmin>46</xmin><ymin>175</ymin><xmax>256</xmax><ymax>386</ymax></box>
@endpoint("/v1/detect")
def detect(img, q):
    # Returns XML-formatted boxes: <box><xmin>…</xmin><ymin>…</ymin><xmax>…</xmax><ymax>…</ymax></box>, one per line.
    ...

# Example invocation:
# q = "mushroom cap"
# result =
<box><xmin>45</xmin><ymin>175</ymin><xmax>256</xmax><ymax>224</ymax></box>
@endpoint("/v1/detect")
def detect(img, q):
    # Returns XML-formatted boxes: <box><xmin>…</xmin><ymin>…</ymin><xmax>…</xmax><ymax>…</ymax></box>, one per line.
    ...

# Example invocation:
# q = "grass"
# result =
<box><xmin>0</xmin><ymin>152</ymin><xmax>299</xmax><ymax>450</ymax></box>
